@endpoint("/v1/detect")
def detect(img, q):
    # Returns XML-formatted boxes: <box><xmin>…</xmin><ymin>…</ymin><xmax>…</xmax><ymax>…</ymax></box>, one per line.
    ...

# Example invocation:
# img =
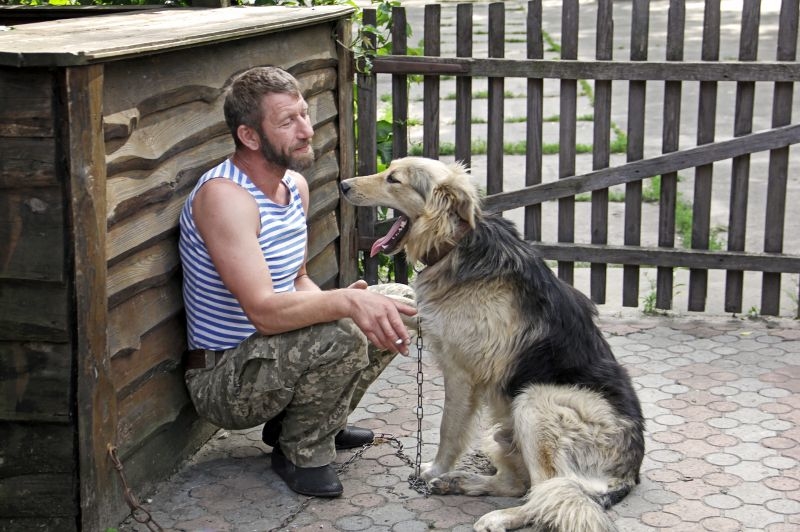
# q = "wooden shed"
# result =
<box><xmin>0</xmin><ymin>6</ymin><xmax>357</xmax><ymax>531</ymax></box>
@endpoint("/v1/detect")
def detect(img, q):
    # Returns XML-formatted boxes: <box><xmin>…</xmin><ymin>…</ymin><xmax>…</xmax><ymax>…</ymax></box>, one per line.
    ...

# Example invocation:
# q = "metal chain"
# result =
<box><xmin>272</xmin><ymin>317</ymin><xmax>431</xmax><ymax>530</ymax></box>
<box><xmin>108</xmin><ymin>444</ymin><xmax>165</xmax><ymax>532</ymax></box>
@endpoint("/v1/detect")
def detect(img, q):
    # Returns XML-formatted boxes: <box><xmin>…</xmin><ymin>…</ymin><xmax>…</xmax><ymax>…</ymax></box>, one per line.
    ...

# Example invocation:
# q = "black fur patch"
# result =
<box><xmin>455</xmin><ymin>215</ymin><xmax>645</xmax><ymax>430</ymax></box>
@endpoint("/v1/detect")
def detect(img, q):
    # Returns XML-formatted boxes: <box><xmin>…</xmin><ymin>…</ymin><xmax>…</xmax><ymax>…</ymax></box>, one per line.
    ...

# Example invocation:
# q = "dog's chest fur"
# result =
<box><xmin>414</xmin><ymin>264</ymin><xmax>526</xmax><ymax>386</ymax></box>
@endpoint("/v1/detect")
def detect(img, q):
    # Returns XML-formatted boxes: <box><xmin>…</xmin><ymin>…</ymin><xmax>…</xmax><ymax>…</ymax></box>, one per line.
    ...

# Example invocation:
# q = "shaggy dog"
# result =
<box><xmin>340</xmin><ymin>157</ymin><xmax>645</xmax><ymax>532</ymax></box>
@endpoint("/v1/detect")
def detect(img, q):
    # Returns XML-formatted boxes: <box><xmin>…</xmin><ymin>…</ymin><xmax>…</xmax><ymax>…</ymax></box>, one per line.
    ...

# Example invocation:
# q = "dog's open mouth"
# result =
<box><xmin>370</xmin><ymin>213</ymin><xmax>410</xmax><ymax>257</ymax></box>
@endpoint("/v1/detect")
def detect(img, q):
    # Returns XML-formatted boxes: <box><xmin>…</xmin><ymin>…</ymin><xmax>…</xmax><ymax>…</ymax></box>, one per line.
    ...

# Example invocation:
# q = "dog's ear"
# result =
<box><xmin>431</xmin><ymin>179</ymin><xmax>478</xmax><ymax>228</ymax></box>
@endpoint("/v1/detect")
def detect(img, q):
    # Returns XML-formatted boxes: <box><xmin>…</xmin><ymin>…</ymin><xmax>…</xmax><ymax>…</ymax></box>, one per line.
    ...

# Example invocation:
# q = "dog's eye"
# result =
<box><xmin>386</xmin><ymin>173</ymin><xmax>400</xmax><ymax>184</ymax></box>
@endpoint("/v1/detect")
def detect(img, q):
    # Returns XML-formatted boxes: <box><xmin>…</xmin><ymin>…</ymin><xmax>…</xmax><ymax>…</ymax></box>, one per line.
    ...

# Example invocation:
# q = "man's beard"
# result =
<box><xmin>259</xmin><ymin>130</ymin><xmax>315</xmax><ymax>171</ymax></box>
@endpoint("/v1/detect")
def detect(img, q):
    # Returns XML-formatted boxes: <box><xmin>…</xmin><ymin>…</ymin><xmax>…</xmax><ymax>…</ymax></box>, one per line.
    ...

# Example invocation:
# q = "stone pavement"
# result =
<box><xmin>118</xmin><ymin>311</ymin><xmax>800</xmax><ymax>532</ymax></box>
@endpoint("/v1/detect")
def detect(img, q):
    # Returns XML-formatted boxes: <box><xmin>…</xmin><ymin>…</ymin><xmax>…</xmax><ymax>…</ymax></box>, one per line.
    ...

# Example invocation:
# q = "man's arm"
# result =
<box><xmin>192</xmin><ymin>178</ymin><xmax>415</xmax><ymax>354</ymax></box>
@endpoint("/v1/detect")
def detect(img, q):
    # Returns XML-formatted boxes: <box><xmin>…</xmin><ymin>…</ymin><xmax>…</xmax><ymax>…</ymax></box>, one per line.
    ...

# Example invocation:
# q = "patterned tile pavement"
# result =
<box><xmin>119</xmin><ymin>312</ymin><xmax>800</xmax><ymax>532</ymax></box>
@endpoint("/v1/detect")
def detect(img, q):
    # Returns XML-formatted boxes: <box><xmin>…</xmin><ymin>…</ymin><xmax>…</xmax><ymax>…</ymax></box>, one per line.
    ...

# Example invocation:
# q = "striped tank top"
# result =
<box><xmin>179</xmin><ymin>159</ymin><xmax>307</xmax><ymax>350</ymax></box>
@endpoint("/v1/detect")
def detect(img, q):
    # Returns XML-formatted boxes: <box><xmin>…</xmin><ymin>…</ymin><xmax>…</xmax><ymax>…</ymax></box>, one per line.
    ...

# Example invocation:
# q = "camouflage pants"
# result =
<box><xmin>185</xmin><ymin>283</ymin><xmax>415</xmax><ymax>468</ymax></box>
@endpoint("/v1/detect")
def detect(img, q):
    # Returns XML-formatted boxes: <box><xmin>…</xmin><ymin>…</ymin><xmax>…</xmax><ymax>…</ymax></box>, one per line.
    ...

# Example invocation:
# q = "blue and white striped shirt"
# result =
<box><xmin>179</xmin><ymin>159</ymin><xmax>307</xmax><ymax>350</ymax></box>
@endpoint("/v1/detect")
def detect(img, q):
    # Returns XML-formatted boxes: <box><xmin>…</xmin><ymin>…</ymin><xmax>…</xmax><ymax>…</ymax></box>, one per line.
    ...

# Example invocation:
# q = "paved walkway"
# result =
<box><xmin>119</xmin><ymin>311</ymin><xmax>799</xmax><ymax>532</ymax></box>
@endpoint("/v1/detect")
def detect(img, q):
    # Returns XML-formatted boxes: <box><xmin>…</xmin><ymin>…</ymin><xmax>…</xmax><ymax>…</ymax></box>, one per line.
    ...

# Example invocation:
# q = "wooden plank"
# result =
<box><xmin>590</xmin><ymin>0</ymin><xmax>613</xmax><ymax>304</ymax></box>
<box><xmin>308</xmin><ymin>90</ymin><xmax>338</xmax><ymax>130</ymax></box>
<box><xmin>483</xmin><ymin>123</ymin><xmax>800</xmax><ymax>212</ymax></box>
<box><xmin>0</xmin><ymin>281</ymin><xmax>68</xmax><ymax>341</ymax></box>
<box><xmin>105</xmin><ymin>100</ymin><xmax>228</xmax><ymax>178</ymax></box>
<box><xmin>306</xmin><ymin>149</ymin><xmax>340</xmax><ymax>192</ymax></box>
<box><xmin>308</xmin><ymin>211</ymin><xmax>340</xmax><ymax>262</ymax></box>
<box><xmin>0</xmin><ymin>342</ymin><xmax>71</xmax><ymax>420</ymax></box>
<box><xmin>106</xmin><ymin>135</ymin><xmax>231</xmax><ymax>227</ymax></box>
<box><xmin>371</xmin><ymin>56</ymin><xmax>800</xmax><ymax>82</ymax></box>
<box><xmin>0</xmin><ymin>474</ymin><xmax>76</xmax><ymax>517</ymax></box>
<box><xmin>0</xmin><ymin>68</ymin><xmax>54</xmax><ymax>137</ymax></box>
<box><xmin>308</xmin><ymin>180</ymin><xmax>340</xmax><ymax>225</ymax></box>
<box><xmin>0</xmin><ymin>6</ymin><xmax>355</xmax><ymax>67</ymax></box>
<box><xmin>725</xmin><ymin>0</ymin><xmax>760</xmax><ymax>313</ymax></box>
<box><xmin>108</xmin><ymin>280</ymin><xmax>184</xmax><ymax>360</ymax></box>
<box><xmin>762</xmin><ymin>0</ymin><xmax>798</xmax><ymax>315</ymax></box>
<box><xmin>336</xmin><ymin>16</ymin><xmax>357</xmax><ymax>288</ymax></box>
<box><xmin>111</xmin><ymin>314</ymin><xmax>184</xmax><ymax>397</ymax></box>
<box><xmin>357</xmin><ymin>8</ymin><xmax>379</xmax><ymax>284</ymax></box>
<box><xmin>311</xmin><ymin>122</ymin><xmax>339</xmax><ymax>172</ymax></box>
<box><xmin>656</xmin><ymin>0</ymin><xmax>685</xmax><ymax>311</ymax></box>
<box><xmin>487</xmin><ymin>2</ymin><xmax>505</xmax><ymax>195</ymax></box>
<box><xmin>114</xmin><ymin>404</ymin><xmax>215</xmax><ymax>501</ymax></box>
<box><xmin>557</xmin><ymin>0</ymin><xmax>578</xmax><ymax>285</ymax></box>
<box><xmin>0</xmin><ymin>138</ymin><xmax>57</xmax><ymax>188</ymax></box>
<box><xmin>107</xmin><ymin>236</ymin><xmax>180</xmax><ymax>309</ymax></box>
<box><xmin>423</xmin><ymin>4</ymin><xmax>441</xmax><ymax>159</ymax></box>
<box><xmin>688</xmin><ymin>0</ymin><xmax>721</xmax><ymax>312</ymax></box>
<box><xmin>0</xmin><ymin>517</ymin><xmax>76</xmax><ymax>532</ymax></box>
<box><xmin>0</xmin><ymin>187</ymin><xmax>65</xmax><ymax>283</ymax></box>
<box><xmin>63</xmin><ymin>63</ymin><xmax>117</xmax><ymax>532</ymax></box>
<box><xmin>0</xmin><ymin>421</ymin><xmax>74</xmax><ymax>478</ymax></box>
<box><xmin>529</xmin><ymin>242</ymin><xmax>800</xmax><ymax>273</ymax></box>
<box><xmin>392</xmin><ymin>5</ymin><xmax>409</xmax><ymax>161</ymax></box>
<box><xmin>389</xmin><ymin>7</ymin><xmax>410</xmax><ymax>285</ymax></box>
<box><xmin>308</xmin><ymin>241</ymin><xmax>339</xmax><ymax>289</ymax></box>
<box><xmin>623</xmin><ymin>0</ymin><xmax>650</xmax><ymax>307</ymax></box>
<box><xmin>106</xmin><ymin>192</ymin><xmax>184</xmax><ymax>264</ymax></box>
<box><xmin>455</xmin><ymin>3</ymin><xmax>473</xmax><ymax>168</ymax></box>
<box><xmin>116</xmin><ymin>369</ymin><xmax>191</xmax><ymax>452</ymax></box>
<box><xmin>524</xmin><ymin>0</ymin><xmax>543</xmax><ymax>242</ymax></box>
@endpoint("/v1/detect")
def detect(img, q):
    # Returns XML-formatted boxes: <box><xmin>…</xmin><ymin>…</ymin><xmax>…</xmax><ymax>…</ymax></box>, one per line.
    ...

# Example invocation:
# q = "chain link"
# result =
<box><xmin>108</xmin><ymin>444</ymin><xmax>164</xmax><ymax>532</ymax></box>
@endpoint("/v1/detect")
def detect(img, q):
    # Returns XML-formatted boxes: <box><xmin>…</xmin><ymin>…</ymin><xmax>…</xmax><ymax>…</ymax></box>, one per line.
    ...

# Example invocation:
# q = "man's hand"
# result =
<box><xmin>345</xmin><ymin>283</ymin><xmax>417</xmax><ymax>355</ymax></box>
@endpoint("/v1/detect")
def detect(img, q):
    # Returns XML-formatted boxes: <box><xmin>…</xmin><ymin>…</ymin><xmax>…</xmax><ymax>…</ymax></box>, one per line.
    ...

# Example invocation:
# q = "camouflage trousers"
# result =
<box><xmin>184</xmin><ymin>283</ymin><xmax>415</xmax><ymax>468</ymax></box>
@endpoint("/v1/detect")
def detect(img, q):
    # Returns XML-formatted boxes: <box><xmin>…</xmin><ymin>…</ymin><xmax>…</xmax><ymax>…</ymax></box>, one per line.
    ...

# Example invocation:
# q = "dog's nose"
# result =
<box><xmin>340</xmin><ymin>181</ymin><xmax>351</xmax><ymax>194</ymax></box>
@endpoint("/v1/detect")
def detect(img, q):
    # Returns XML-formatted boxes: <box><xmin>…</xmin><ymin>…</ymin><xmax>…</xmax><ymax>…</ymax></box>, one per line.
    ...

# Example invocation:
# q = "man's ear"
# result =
<box><xmin>237</xmin><ymin>125</ymin><xmax>260</xmax><ymax>150</ymax></box>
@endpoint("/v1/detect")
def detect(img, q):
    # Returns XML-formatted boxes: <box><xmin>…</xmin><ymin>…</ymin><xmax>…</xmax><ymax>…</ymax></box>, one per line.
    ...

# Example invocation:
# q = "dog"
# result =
<box><xmin>340</xmin><ymin>157</ymin><xmax>645</xmax><ymax>532</ymax></box>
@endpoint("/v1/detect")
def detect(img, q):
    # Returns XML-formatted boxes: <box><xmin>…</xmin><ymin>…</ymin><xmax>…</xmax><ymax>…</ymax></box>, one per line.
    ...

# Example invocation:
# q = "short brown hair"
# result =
<box><xmin>223</xmin><ymin>66</ymin><xmax>302</xmax><ymax>147</ymax></box>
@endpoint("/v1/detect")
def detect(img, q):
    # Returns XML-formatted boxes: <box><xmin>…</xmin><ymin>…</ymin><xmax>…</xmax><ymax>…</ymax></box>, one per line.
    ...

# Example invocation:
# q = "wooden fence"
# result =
<box><xmin>349</xmin><ymin>0</ymin><xmax>800</xmax><ymax>317</ymax></box>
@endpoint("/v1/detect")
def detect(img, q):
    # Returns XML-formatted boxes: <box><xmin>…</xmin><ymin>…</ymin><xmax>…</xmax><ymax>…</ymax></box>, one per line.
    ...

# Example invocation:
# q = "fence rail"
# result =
<box><xmin>350</xmin><ymin>0</ymin><xmax>800</xmax><ymax>318</ymax></box>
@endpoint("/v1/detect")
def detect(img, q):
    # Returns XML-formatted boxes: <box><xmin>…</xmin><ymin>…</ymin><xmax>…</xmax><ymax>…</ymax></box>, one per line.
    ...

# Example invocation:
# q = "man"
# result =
<box><xmin>179</xmin><ymin>66</ymin><xmax>416</xmax><ymax>498</ymax></box>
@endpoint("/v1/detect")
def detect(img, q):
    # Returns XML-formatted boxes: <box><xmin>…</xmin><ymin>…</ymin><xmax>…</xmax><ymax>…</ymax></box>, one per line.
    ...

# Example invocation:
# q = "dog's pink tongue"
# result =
<box><xmin>370</xmin><ymin>218</ymin><xmax>404</xmax><ymax>257</ymax></box>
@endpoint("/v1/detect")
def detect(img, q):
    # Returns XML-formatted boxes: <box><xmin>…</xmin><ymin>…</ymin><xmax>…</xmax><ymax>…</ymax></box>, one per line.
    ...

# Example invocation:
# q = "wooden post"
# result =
<box><xmin>62</xmin><ymin>64</ymin><xmax>118</xmax><ymax>531</ymax></box>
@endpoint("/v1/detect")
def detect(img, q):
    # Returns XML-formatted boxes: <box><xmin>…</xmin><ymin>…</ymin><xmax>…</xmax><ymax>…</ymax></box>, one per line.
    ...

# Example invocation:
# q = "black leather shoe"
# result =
<box><xmin>334</xmin><ymin>425</ymin><xmax>374</xmax><ymax>449</ymax></box>
<box><xmin>271</xmin><ymin>447</ymin><xmax>343</xmax><ymax>497</ymax></box>
<box><xmin>262</xmin><ymin>416</ymin><xmax>374</xmax><ymax>451</ymax></box>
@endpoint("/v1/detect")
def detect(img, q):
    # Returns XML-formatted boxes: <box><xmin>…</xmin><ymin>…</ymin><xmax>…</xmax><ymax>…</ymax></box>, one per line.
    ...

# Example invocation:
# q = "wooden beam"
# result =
<box><xmin>483</xmin><ymin>122</ymin><xmax>800</xmax><ymax>212</ymax></box>
<box><xmin>62</xmin><ymin>64</ymin><xmax>118</xmax><ymax>531</ymax></box>
<box><xmin>372</xmin><ymin>55</ymin><xmax>800</xmax><ymax>82</ymax></box>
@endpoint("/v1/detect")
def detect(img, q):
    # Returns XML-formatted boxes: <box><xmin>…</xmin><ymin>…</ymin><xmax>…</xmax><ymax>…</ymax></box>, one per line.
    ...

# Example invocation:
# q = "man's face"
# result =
<box><xmin>257</xmin><ymin>91</ymin><xmax>315</xmax><ymax>171</ymax></box>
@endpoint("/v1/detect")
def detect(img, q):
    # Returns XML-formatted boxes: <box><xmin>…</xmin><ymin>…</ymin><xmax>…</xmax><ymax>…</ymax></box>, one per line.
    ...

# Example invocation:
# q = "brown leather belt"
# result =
<box><xmin>184</xmin><ymin>349</ymin><xmax>225</xmax><ymax>370</ymax></box>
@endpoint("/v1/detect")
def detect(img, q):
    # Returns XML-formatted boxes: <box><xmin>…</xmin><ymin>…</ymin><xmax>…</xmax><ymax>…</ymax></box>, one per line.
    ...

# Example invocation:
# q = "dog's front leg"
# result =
<box><xmin>420</xmin><ymin>367</ymin><xmax>480</xmax><ymax>481</ymax></box>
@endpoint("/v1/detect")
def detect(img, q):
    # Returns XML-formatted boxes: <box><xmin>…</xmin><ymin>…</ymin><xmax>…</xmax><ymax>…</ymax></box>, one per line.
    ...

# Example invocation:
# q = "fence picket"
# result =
<box><xmin>524</xmin><ymin>0</ymin><xmax>543</xmax><ymax>242</ymax></box>
<box><xmin>725</xmin><ymin>0</ymin><xmax>761</xmax><ymax>313</ymax></box>
<box><xmin>487</xmin><ymin>2</ymin><xmax>505</xmax><ymax>195</ymax></box>
<box><xmin>623</xmin><ymin>0</ymin><xmax>650</xmax><ymax>307</ymax></box>
<box><xmin>591</xmin><ymin>0</ymin><xmax>614</xmax><ymax>304</ymax></box>
<box><xmin>423</xmin><ymin>4</ymin><xmax>441</xmax><ymax>158</ymax></box>
<box><xmin>656</xmin><ymin>0</ymin><xmax>685</xmax><ymax>311</ymax></box>
<box><xmin>762</xmin><ymin>0</ymin><xmax>799</xmax><ymax>315</ymax></box>
<box><xmin>558</xmin><ymin>0</ymin><xmax>579</xmax><ymax>285</ymax></box>
<box><xmin>455</xmin><ymin>3</ymin><xmax>473</xmax><ymax>168</ymax></box>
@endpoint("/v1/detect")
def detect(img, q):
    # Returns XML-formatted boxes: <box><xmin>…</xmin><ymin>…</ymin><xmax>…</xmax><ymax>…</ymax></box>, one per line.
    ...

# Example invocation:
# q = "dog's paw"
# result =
<box><xmin>473</xmin><ymin>511</ymin><xmax>509</xmax><ymax>532</ymax></box>
<box><xmin>419</xmin><ymin>461</ymin><xmax>444</xmax><ymax>481</ymax></box>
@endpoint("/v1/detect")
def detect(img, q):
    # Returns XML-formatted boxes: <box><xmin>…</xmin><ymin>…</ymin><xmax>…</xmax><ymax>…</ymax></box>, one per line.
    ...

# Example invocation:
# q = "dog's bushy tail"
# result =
<box><xmin>523</xmin><ymin>477</ymin><xmax>622</xmax><ymax>532</ymax></box>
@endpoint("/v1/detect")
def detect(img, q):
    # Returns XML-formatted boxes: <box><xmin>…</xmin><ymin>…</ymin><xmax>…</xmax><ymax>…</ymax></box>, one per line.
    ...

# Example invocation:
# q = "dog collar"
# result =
<box><xmin>420</xmin><ymin>220</ymin><xmax>472</xmax><ymax>267</ymax></box>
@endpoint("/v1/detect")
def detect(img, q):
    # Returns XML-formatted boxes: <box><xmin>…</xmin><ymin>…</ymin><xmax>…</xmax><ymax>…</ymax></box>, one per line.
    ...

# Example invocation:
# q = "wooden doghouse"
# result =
<box><xmin>0</xmin><ymin>6</ymin><xmax>357</xmax><ymax>530</ymax></box>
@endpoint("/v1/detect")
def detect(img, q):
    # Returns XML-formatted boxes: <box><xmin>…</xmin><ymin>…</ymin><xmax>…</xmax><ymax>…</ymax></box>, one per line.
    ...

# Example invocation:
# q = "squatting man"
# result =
<box><xmin>179</xmin><ymin>65</ymin><xmax>416</xmax><ymax>497</ymax></box>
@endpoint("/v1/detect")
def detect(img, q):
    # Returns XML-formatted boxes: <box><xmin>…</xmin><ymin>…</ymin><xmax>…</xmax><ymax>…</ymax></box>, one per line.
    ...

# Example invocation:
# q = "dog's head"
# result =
<box><xmin>340</xmin><ymin>156</ymin><xmax>481</xmax><ymax>264</ymax></box>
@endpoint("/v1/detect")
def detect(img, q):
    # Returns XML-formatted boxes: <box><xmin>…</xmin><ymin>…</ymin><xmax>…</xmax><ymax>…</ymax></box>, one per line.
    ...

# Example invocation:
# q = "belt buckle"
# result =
<box><xmin>203</xmin><ymin>349</ymin><xmax>217</xmax><ymax>369</ymax></box>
